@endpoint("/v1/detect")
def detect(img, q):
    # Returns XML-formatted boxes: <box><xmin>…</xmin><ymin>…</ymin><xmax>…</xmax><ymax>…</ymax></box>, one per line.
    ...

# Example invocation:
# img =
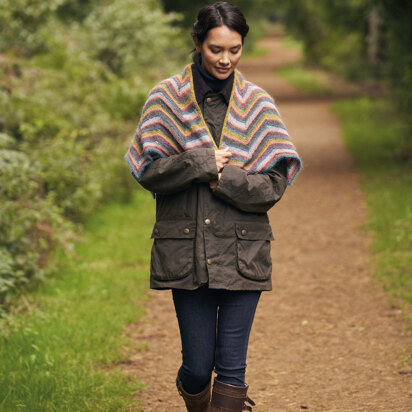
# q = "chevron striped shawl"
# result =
<box><xmin>125</xmin><ymin>64</ymin><xmax>301</xmax><ymax>184</ymax></box>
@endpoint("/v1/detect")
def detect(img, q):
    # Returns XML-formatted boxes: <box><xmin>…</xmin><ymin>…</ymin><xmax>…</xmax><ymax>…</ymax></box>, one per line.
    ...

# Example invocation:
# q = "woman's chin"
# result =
<box><xmin>213</xmin><ymin>68</ymin><xmax>233</xmax><ymax>79</ymax></box>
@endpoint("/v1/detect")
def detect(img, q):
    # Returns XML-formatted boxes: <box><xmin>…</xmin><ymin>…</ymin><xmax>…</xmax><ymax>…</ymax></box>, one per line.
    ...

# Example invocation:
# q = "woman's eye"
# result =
<box><xmin>209</xmin><ymin>47</ymin><xmax>240</xmax><ymax>54</ymax></box>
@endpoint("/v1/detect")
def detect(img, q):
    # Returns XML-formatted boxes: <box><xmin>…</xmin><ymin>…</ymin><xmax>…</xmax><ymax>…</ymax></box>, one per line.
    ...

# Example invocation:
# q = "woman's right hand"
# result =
<box><xmin>214</xmin><ymin>148</ymin><xmax>232</xmax><ymax>172</ymax></box>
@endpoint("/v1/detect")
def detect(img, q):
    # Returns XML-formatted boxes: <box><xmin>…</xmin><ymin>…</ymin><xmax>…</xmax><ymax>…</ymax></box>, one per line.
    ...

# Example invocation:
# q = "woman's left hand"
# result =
<box><xmin>209</xmin><ymin>173</ymin><xmax>222</xmax><ymax>191</ymax></box>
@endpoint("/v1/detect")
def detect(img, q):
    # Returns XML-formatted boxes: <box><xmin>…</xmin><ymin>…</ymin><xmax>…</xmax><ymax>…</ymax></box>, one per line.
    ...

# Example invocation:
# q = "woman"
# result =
<box><xmin>125</xmin><ymin>2</ymin><xmax>301</xmax><ymax>411</ymax></box>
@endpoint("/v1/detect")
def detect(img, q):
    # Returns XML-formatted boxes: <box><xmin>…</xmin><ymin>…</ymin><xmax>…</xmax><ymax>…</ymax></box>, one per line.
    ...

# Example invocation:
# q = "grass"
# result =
<box><xmin>0</xmin><ymin>188</ymin><xmax>155</xmax><ymax>411</ymax></box>
<box><xmin>276</xmin><ymin>34</ymin><xmax>334</xmax><ymax>96</ymax></box>
<box><xmin>332</xmin><ymin>98</ymin><xmax>412</xmax><ymax>311</ymax></box>
<box><xmin>281</xmin><ymin>35</ymin><xmax>304</xmax><ymax>53</ymax></box>
<box><xmin>242</xmin><ymin>47</ymin><xmax>268</xmax><ymax>59</ymax></box>
<box><xmin>275</xmin><ymin>63</ymin><xmax>334</xmax><ymax>96</ymax></box>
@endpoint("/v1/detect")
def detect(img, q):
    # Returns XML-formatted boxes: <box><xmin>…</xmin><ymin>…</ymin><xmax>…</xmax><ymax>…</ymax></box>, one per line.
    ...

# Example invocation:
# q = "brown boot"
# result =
<box><xmin>176</xmin><ymin>375</ymin><xmax>211</xmax><ymax>412</ymax></box>
<box><xmin>210</xmin><ymin>379</ymin><xmax>255</xmax><ymax>411</ymax></box>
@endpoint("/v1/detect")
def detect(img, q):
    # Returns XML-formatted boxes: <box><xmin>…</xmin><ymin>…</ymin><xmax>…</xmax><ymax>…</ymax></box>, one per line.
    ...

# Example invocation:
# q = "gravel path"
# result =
<box><xmin>121</xmin><ymin>33</ymin><xmax>412</xmax><ymax>411</ymax></box>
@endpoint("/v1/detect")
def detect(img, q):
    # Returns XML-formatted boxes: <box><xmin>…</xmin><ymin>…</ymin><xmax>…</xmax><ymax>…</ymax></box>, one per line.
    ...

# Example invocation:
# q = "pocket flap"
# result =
<box><xmin>151</xmin><ymin>220</ymin><xmax>196</xmax><ymax>239</ymax></box>
<box><xmin>235</xmin><ymin>222</ymin><xmax>274</xmax><ymax>241</ymax></box>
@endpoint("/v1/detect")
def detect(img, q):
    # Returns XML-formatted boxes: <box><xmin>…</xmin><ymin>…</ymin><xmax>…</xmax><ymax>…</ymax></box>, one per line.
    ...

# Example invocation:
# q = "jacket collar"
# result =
<box><xmin>191</xmin><ymin>61</ymin><xmax>234</xmax><ymax>105</ymax></box>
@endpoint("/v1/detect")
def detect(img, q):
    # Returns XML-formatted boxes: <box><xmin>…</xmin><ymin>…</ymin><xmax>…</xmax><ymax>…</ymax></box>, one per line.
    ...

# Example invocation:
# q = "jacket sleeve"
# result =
<box><xmin>137</xmin><ymin>148</ymin><xmax>218</xmax><ymax>195</ymax></box>
<box><xmin>212</xmin><ymin>159</ymin><xmax>288</xmax><ymax>213</ymax></box>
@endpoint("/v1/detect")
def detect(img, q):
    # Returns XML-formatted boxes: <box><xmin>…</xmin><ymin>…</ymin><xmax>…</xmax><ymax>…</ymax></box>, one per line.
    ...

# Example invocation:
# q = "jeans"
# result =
<box><xmin>172</xmin><ymin>285</ymin><xmax>261</xmax><ymax>394</ymax></box>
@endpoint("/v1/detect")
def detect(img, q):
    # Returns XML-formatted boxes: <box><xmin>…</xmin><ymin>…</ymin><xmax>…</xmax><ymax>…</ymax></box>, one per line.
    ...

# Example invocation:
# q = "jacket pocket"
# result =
<box><xmin>150</xmin><ymin>220</ymin><xmax>195</xmax><ymax>281</ymax></box>
<box><xmin>235</xmin><ymin>222</ymin><xmax>274</xmax><ymax>281</ymax></box>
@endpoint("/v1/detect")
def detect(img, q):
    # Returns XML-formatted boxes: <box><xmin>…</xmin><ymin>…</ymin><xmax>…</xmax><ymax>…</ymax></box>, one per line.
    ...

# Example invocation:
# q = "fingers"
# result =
<box><xmin>216</xmin><ymin>160</ymin><xmax>227</xmax><ymax>172</ymax></box>
<box><xmin>215</xmin><ymin>148</ymin><xmax>232</xmax><ymax>172</ymax></box>
<box><xmin>209</xmin><ymin>173</ymin><xmax>222</xmax><ymax>191</ymax></box>
<box><xmin>209</xmin><ymin>180</ymin><xmax>218</xmax><ymax>191</ymax></box>
<box><xmin>216</xmin><ymin>148</ymin><xmax>232</xmax><ymax>157</ymax></box>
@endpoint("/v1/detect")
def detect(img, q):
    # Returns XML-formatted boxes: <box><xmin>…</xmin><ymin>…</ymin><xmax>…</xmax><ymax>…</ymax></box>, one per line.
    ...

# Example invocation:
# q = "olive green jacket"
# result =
<box><xmin>137</xmin><ymin>81</ymin><xmax>288</xmax><ymax>291</ymax></box>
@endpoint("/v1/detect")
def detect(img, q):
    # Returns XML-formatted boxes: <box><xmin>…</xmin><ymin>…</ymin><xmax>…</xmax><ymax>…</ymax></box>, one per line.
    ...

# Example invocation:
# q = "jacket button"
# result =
<box><xmin>154</xmin><ymin>228</ymin><xmax>159</xmax><ymax>234</ymax></box>
<box><xmin>184</xmin><ymin>228</ymin><xmax>190</xmax><ymax>234</ymax></box>
<box><xmin>241</xmin><ymin>229</ymin><xmax>247</xmax><ymax>236</ymax></box>
<box><xmin>207</xmin><ymin>258</ymin><xmax>212</xmax><ymax>265</ymax></box>
<box><xmin>205</xmin><ymin>219</ymin><xmax>211</xmax><ymax>225</ymax></box>
<box><xmin>206</xmin><ymin>97</ymin><xmax>212</xmax><ymax>103</ymax></box>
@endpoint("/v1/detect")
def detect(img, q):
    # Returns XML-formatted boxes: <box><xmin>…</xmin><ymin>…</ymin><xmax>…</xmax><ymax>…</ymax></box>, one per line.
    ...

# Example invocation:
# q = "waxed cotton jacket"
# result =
<box><xmin>136</xmin><ymin>66</ymin><xmax>289</xmax><ymax>291</ymax></box>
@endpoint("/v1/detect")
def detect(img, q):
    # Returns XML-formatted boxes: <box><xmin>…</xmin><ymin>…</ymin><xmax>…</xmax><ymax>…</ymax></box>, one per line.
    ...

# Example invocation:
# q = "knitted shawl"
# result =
<box><xmin>125</xmin><ymin>64</ymin><xmax>301</xmax><ymax>184</ymax></box>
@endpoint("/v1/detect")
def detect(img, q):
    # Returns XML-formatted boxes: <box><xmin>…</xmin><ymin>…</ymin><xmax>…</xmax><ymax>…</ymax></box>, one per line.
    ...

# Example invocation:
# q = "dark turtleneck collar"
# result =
<box><xmin>192</xmin><ymin>56</ymin><xmax>234</xmax><ymax>105</ymax></box>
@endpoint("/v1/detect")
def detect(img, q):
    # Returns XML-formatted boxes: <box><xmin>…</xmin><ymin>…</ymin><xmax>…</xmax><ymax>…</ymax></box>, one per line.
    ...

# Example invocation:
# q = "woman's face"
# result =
<box><xmin>194</xmin><ymin>25</ymin><xmax>243</xmax><ymax>80</ymax></box>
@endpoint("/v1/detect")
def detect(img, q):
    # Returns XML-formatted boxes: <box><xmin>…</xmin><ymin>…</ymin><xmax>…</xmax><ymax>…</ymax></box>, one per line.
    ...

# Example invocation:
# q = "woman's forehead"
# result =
<box><xmin>204</xmin><ymin>25</ymin><xmax>242</xmax><ymax>46</ymax></box>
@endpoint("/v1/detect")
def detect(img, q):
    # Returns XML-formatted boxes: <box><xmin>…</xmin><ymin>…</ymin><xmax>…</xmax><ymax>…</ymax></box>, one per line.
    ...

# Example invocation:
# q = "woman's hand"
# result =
<box><xmin>214</xmin><ymin>148</ymin><xmax>232</xmax><ymax>172</ymax></box>
<box><xmin>210</xmin><ymin>149</ymin><xmax>231</xmax><ymax>190</ymax></box>
<box><xmin>209</xmin><ymin>173</ymin><xmax>221</xmax><ymax>191</ymax></box>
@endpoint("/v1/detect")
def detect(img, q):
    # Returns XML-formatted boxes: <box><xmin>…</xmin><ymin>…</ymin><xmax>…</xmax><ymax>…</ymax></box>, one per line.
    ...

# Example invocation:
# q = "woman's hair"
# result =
<box><xmin>191</xmin><ymin>2</ymin><xmax>249</xmax><ymax>60</ymax></box>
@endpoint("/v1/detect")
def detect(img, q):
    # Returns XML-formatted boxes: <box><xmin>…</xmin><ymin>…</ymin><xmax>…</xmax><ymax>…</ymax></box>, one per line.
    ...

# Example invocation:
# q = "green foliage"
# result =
<box><xmin>0</xmin><ymin>133</ymin><xmax>73</xmax><ymax>304</ymax></box>
<box><xmin>0</xmin><ymin>0</ymin><xmax>65</xmax><ymax>55</ymax></box>
<box><xmin>280</xmin><ymin>0</ymin><xmax>372</xmax><ymax>80</ymax></box>
<box><xmin>333</xmin><ymin>98</ymin><xmax>412</xmax><ymax>305</ymax></box>
<box><xmin>278</xmin><ymin>0</ymin><xmax>412</xmax><ymax>127</ymax></box>
<box><xmin>0</xmin><ymin>190</ymin><xmax>154</xmax><ymax>410</ymax></box>
<box><xmin>281</xmin><ymin>35</ymin><xmax>304</xmax><ymax>53</ymax></box>
<box><xmin>162</xmin><ymin>0</ymin><xmax>275</xmax><ymax>26</ymax></box>
<box><xmin>0</xmin><ymin>52</ymin><xmax>135</xmax><ymax>223</ymax></box>
<box><xmin>380</xmin><ymin>1</ymin><xmax>412</xmax><ymax>113</ymax></box>
<box><xmin>0</xmin><ymin>0</ymin><xmax>185</xmax><ymax>305</ymax></box>
<box><xmin>56</xmin><ymin>0</ymin><xmax>99</xmax><ymax>23</ymax></box>
<box><xmin>82</xmin><ymin>0</ymin><xmax>186</xmax><ymax>76</ymax></box>
<box><xmin>275</xmin><ymin>64</ymin><xmax>334</xmax><ymax>95</ymax></box>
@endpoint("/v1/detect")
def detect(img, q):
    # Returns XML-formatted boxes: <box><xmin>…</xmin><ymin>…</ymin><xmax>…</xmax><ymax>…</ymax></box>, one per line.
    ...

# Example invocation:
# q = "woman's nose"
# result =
<box><xmin>219</xmin><ymin>52</ymin><xmax>230</xmax><ymax>65</ymax></box>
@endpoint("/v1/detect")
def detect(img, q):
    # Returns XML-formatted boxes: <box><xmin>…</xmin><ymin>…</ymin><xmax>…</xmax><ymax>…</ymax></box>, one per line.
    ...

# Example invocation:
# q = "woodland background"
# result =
<box><xmin>1</xmin><ymin>0</ymin><xmax>411</xmax><ymax>313</ymax></box>
<box><xmin>1</xmin><ymin>1</ymin><xmax>411</xmax><ymax>410</ymax></box>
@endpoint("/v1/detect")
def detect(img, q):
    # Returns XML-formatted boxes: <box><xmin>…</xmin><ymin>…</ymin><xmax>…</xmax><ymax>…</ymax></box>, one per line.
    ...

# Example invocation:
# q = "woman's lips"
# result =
<box><xmin>216</xmin><ymin>67</ymin><xmax>230</xmax><ymax>73</ymax></box>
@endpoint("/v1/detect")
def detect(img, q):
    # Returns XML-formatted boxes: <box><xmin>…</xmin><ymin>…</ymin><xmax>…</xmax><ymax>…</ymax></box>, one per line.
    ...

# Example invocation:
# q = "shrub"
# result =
<box><xmin>0</xmin><ymin>0</ymin><xmax>65</xmax><ymax>55</ymax></box>
<box><xmin>0</xmin><ymin>133</ymin><xmax>73</xmax><ymax>303</ymax></box>
<box><xmin>82</xmin><ymin>0</ymin><xmax>186</xmax><ymax>77</ymax></box>
<box><xmin>0</xmin><ymin>0</ymin><xmax>186</xmax><ymax>306</ymax></box>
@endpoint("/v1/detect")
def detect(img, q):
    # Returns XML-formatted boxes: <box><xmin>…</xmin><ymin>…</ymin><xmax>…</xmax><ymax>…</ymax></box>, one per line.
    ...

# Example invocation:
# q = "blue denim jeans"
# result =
<box><xmin>172</xmin><ymin>285</ymin><xmax>261</xmax><ymax>395</ymax></box>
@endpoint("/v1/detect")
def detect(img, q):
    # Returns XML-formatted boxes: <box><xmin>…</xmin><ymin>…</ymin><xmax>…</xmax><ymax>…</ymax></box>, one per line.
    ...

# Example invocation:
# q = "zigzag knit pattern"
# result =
<box><xmin>125</xmin><ymin>64</ymin><xmax>301</xmax><ymax>184</ymax></box>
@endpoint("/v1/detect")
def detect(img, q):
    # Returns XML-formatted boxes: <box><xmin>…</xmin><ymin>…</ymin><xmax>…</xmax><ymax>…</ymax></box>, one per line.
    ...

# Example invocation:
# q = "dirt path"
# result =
<box><xmin>122</xmin><ymin>33</ymin><xmax>412</xmax><ymax>411</ymax></box>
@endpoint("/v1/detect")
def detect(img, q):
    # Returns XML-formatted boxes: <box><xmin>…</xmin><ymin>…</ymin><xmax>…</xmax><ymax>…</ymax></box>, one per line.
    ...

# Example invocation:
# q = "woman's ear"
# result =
<box><xmin>193</xmin><ymin>37</ymin><xmax>201</xmax><ymax>53</ymax></box>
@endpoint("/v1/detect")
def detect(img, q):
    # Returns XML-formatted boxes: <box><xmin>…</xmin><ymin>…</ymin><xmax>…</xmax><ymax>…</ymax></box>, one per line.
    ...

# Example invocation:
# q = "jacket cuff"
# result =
<box><xmin>213</xmin><ymin>164</ymin><xmax>243</xmax><ymax>197</ymax></box>
<box><xmin>193</xmin><ymin>148</ymin><xmax>219</xmax><ymax>182</ymax></box>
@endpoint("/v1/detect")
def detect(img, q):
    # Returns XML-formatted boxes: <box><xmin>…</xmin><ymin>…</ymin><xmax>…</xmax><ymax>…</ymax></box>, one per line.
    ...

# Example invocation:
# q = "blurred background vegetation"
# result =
<box><xmin>0</xmin><ymin>0</ymin><xmax>186</xmax><ymax>306</ymax></box>
<box><xmin>0</xmin><ymin>0</ymin><xmax>411</xmax><ymax>409</ymax></box>
<box><xmin>1</xmin><ymin>0</ymin><xmax>411</xmax><ymax>308</ymax></box>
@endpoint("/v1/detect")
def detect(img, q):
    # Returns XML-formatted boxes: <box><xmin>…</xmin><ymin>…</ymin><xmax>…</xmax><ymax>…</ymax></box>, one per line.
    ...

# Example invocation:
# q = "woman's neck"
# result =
<box><xmin>196</xmin><ymin>56</ymin><xmax>229</xmax><ymax>92</ymax></box>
